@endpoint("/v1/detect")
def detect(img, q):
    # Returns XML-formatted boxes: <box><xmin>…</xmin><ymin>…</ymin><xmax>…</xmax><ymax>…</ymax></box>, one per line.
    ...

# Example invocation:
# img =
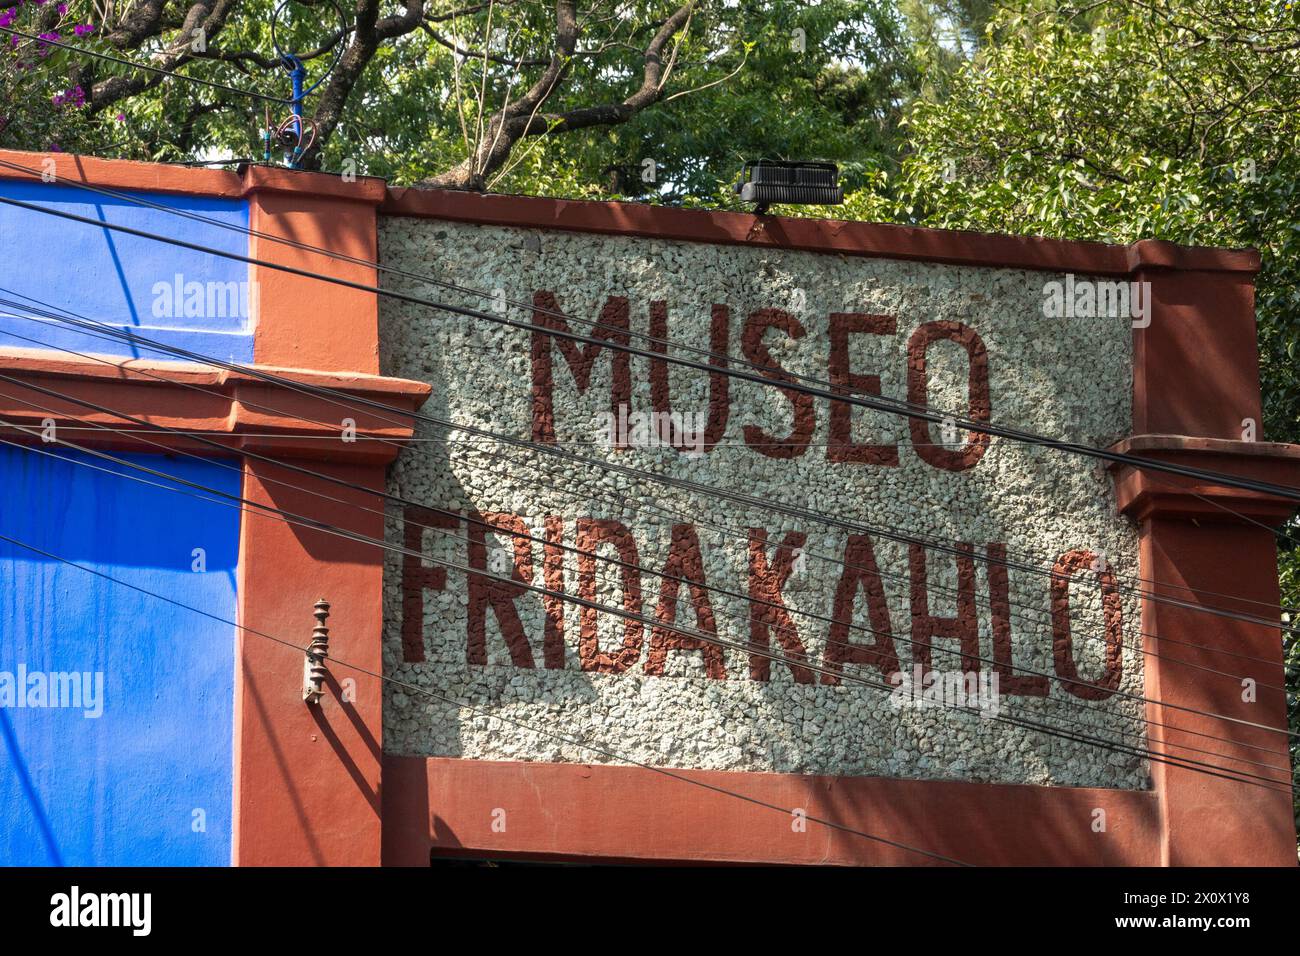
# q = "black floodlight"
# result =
<box><xmin>735</xmin><ymin>160</ymin><xmax>843</xmax><ymax>214</ymax></box>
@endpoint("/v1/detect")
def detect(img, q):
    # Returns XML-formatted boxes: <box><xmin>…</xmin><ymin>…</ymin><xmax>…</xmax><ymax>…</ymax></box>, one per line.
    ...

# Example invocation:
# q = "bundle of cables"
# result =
<box><xmin>261</xmin><ymin>0</ymin><xmax>347</xmax><ymax>168</ymax></box>
<box><xmin>264</xmin><ymin>99</ymin><xmax>318</xmax><ymax>168</ymax></box>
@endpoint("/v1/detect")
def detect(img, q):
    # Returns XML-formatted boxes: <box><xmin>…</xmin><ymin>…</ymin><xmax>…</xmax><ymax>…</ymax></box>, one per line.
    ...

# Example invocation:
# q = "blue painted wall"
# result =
<box><xmin>0</xmin><ymin>445</ymin><xmax>239</xmax><ymax>866</ymax></box>
<box><xmin>0</xmin><ymin>179</ymin><xmax>253</xmax><ymax>363</ymax></box>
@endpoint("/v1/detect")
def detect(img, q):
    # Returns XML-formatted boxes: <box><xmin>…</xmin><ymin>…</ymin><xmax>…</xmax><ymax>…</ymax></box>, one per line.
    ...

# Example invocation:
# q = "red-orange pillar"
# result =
<box><xmin>1114</xmin><ymin>245</ymin><xmax>1298</xmax><ymax>865</ymax></box>
<box><xmin>231</xmin><ymin>168</ymin><xmax>426</xmax><ymax>865</ymax></box>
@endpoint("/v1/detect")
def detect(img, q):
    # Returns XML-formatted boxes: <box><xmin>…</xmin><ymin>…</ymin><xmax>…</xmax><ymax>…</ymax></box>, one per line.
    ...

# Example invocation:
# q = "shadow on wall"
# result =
<box><xmin>0</xmin><ymin>445</ymin><xmax>239</xmax><ymax>866</ymax></box>
<box><xmin>0</xmin><ymin>178</ymin><xmax>254</xmax><ymax>365</ymax></box>
<box><xmin>373</xmin><ymin>251</ymin><xmax>1151</xmax><ymax>864</ymax></box>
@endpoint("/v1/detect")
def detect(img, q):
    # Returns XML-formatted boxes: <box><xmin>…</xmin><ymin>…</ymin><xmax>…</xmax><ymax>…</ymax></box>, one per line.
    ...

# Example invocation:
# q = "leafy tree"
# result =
<box><xmin>0</xmin><ymin>0</ymin><xmax>928</xmax><ymax>194</ymax></box>
<box><xmin>862</xmin><ymin>0</ymin><xmax>1300</xmax><ymax>441</ymax></box>
<box><xmin>1</xmin><ymin>0</ymin><xmax>711</xmax><ymax>183</ymax></box>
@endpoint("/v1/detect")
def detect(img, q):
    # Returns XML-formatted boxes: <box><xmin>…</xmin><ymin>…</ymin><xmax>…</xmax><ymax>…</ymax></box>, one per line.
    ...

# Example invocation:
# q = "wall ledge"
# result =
<box><xmin>382</xmin><ymin>754</ymin><xmax>1164</xmax><ymax>867</ymax></box>
<box><xmin>0</xmin><ymin>346</ymin><xmax>430</xmax><ymax>465</ymax></box>
<box><xmin>0</xmin><ymin>148</ymin><xmax>1258</xmax><ymax>278</ymax></box>
<box><xmin>382</xmin><ymin>186</ymin><xmax>1260</xmax><ymax>277</ymax></box>
<box><xmin>1108</xmin><ymin>434</ymin><xmax>1300</xmax><ymax>525</ymax></box>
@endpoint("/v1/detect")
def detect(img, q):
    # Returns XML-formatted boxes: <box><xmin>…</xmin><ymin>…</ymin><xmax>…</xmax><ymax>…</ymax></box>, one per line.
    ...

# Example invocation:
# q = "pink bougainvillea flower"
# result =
<box><xmin>52</xmin><ymin>84</ymin><xmax>85</xmax><ymax>108</ymax></box>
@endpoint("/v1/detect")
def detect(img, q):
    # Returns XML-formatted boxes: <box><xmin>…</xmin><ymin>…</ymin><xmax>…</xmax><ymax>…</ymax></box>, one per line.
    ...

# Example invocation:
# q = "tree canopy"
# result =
<box><xmin>0</xmin><ymin>0</ymin><xmax>924</xmax><ymax>191</ymax></box>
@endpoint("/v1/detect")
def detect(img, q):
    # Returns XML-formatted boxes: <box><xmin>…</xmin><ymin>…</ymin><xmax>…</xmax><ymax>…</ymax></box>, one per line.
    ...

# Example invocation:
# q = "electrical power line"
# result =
<box><xmin>3</xmin><ymin>427</ymin><xmax>1290</xmax><ymax>793</ymax></box>
<box><xmin>10</xmin><ymin>152</ymin><xmax>1295</xmax><ymax>619</ymax></box>
<box><xmin>2</xmin><ymin>358</ymin><xmax>1290</xmax><ymax>777</ymax></box>
<box><xmin>2</xmin><ymin>403</ymin><xmax>1293</xmax><ymax>792</ymax></box>
<box><xmin>4</xmin><ymin>157</ymin><xmax>1298</xmax><ymax>630</ymax></box>
<box><xmin>0</xmin><ymin>192</ymin><xmax>1292</xmax><ymax>749</ymax></box>
<box><xmin>3</xmin><ymin>286</ymin><xmax>1297</xmax><ymax>654</ymax></box>
<box><xmin>2</xmin><ymin>325</ymin><xmax>1293</xmax><ymax>786</ymax></box>
<box><xmin>2</xmin><ymin>297</ymin><xmax>1293</xmax><ymax>693</ymax></box>
<box><xmin>0</xmin><ymin>188</ymin><xmax>1298</xmax><ymax>510</ymax></box>
<box><xmin>5</xmin><ymin>291</ymin><xmax>1294</xmax><ymax>686</ymax></box>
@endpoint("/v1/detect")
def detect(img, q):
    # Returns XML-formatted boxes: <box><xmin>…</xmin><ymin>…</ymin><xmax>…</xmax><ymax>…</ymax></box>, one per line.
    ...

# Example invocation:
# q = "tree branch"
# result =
<box><xmin>90</xmin><ymin>0</ymin><xmax>238</xmax><ymax>112</ymax></box>
<box><xmin>421</xmin><ymin>0</ymin><xmax>695</xmax><ymax>190</ymax></box>
<box><xmin>302</xmin><ymin>0</ymin><xmax>425</xmax><ymax>167</ymax></box>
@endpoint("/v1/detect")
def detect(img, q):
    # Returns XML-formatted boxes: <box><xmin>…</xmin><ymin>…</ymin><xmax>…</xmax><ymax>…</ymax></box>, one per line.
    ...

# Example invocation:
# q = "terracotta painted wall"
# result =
<box><xmin>0</xmin><ymin>151</ymin><xmax>1291</xmax><ymax>867</ymax></box>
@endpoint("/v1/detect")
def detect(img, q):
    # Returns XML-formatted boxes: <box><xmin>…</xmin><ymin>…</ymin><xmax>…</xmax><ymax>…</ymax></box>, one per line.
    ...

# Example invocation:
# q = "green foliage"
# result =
<box><xmin>316</xmin><ymin>0</ymin><xmax>926</xmax><ymax>200</ymax></box>
<box><xmin>862</xmin><ymin>0</ymin><xmax>1300</xmax><ymax>839</ymax></box>
<box><xmin>1</xmin><ymin>1</ymin><xmax>930</xmax><ymax>196</ymax></box>
<box><xmin>871</xmin><ymin>0</ymin><xmax>1300</xmax><ymax>442</ymax></box>
<box><xmin>1283</xmin><ymin>538</ymin><xmax>1300</xmax><ymax>839</ymax></box>
<box><xmin>0</xmin><ymin>2</ymin><xmax>113</xmax><ymax>154</ymax></box>
<box><xmin>544</xmin><ymin>0</ymin><xmax>918</xmax><ymax>204</ymax></box>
